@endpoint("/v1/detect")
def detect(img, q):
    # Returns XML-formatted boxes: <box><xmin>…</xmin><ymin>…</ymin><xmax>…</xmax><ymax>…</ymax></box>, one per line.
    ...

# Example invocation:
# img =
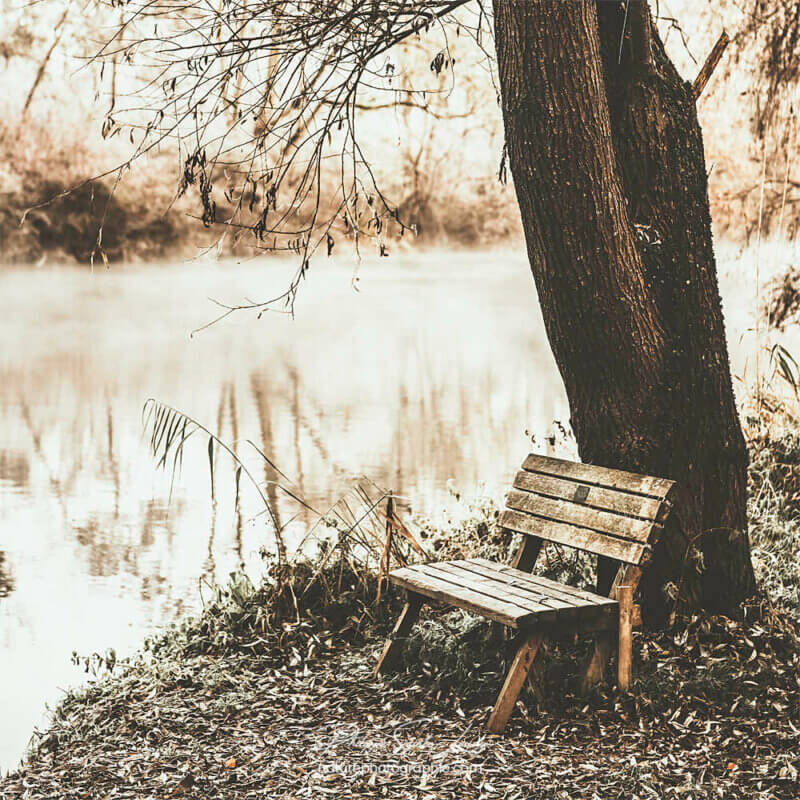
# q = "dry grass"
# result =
<box><xmin>748</xmin><ymin>428</ymin><xmax>800</xmax><ymax>616</ymax></box>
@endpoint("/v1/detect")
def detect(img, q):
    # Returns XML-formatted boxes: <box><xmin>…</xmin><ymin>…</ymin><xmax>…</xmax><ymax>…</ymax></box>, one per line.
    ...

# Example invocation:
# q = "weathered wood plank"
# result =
<box><xmin>390</xmin><ymin>558</ymin><xmax>625</xmax><ymax>629</ymax></box>
<box><xmin>447</xmin><ymin>560</ymin><xmax>598</xmax><ymax>618</ymax></box>
<box><xmin>445</xmin><ymin>564</ymin><xmax>620</xmax><ymax>628</ymax></box>
<box><xmin>512</xmin><ymin>470</ymin><xmax>664</xmax><ymax>521</ymax></box>
<box><xmin>423</xmin><ymin>562</ymin><xmax>560</xmax><ymax>619</ymax></box>
<box><xmin>505</xmin><ymin>488</ymin><xmax>656</xmax><ymax>543</ymax></box>
<box><xmin>447</xmin><ymin>560</ymin><xmax>577</xmax><ymax>608</ymax></box>
<box><xmin>469</xmin><ymin>558</ymin><xmax>619</xmax><ymax>608</ymax></box>
<box><xmin>499</xmin><ymin>509</ymin><xmax>648</xmax><ymax>564</ymax></box>
<box><xmin>462</xmin><ymin>558</ymin><xmax>610</xmax><ymax>607</ymax></box>
<box><xmin>412</xmin><ymin>562</ymin><xmax>561</xmax><ymax>618</ymax></box>
<box><xmin>522</xmin><ymin>454</ymin><xmax>675</xmax><ymax>499</ymax></box>
<box><xmin>430</xmin><ymin>561</ymin><xmax>576</xmax><ymax>616</ymax></box>
<box><xmin>389</xmin><ymin>566</ymin><xmax>537</xmax><ymax>628</ymax></box>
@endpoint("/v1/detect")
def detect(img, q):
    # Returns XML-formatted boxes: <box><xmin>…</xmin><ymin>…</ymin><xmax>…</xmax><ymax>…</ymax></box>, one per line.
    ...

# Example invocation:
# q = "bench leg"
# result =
<box><xmin>374</xmin><ymin>593</ymin><xmax>423</xmax><ymax>677</ymax></box>
<box><xmin>617</xmin><ymin>584</ymin><xmax>634</xmax><ymax>692</ymax></box>
<box><xmin>487</xmin><ymin>631</ymin><xmax>543</xmax><ymax>734</ymax></box>
<box><xmin>582</xmin><ymin>632</ymin><xmax>614</xmax><ymax>692</ymax></box>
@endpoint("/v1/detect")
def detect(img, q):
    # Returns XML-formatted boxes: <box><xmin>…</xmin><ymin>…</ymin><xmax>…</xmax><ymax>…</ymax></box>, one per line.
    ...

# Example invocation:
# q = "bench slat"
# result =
<box><xmin>425</xmin><ymin>563</ymin><xmax>561</xmax><ymax>618</ymax></box>
<box><xmin>468</xmin><ymin>558</ymin><xmax>616</xmax><ymax>607</ymax></box>
<box><xmin>447</xmin><ymin>560</ymin><xmax>616</xmax><ymax>622</ymax></box>
<box><xmin>389</xmin><ymin>565</ymin><xmax>541</xmax><ymax>628</ymax></box>
<box><xmin>505</xmin><ymin>488</ymin><xmax>655</xmax><ymax>543</ymax></box>
<box><xmin>522</xmin><ymin>454</ymin><xmax>675</xmax><ymax>499</ymax></box>
<box><xmin>412</xmin><ymin>563</ymin><xmax>556</xmax><ymax>617</ymax></box>
<box><xmin>512</xmin><ymin>470</ymin><xmax>664</xmax><ymax>521</ymax></box>
<box><xmin>447</xmin><ymin>560</ymin><xmax>581</xmax><ymax>608</ymax></box>
<box><xmin>500</xmin><ymin>508</ymin><xmax>648</xmax><ymax>564</ymax></box>
<box><xmin>432</xmin><ymin>562</ymin><xmax>573</xmax><ymax>610</ymax></box>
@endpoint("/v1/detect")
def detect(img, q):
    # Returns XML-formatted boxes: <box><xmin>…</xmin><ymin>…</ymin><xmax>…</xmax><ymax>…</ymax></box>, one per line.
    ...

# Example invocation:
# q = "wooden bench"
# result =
<box><xmin>374</xmin><ymin>453</ymin><xmax>676</xmax><ymax>733</ymax></box>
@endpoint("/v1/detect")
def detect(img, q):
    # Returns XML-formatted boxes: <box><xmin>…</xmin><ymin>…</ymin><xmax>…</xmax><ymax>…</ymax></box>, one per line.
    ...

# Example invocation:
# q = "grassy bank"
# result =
<box><xmin>2</xmin><ymin>433</ymin><xmax>800</xmax><ymax>798</ymax></box>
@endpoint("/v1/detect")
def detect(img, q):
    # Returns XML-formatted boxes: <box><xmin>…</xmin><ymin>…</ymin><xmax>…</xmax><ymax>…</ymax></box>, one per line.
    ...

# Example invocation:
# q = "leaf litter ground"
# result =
<box><xmin>2</xmin><ymin>595</ymin><xmax>799</xmax><ymax>800</ymax></box>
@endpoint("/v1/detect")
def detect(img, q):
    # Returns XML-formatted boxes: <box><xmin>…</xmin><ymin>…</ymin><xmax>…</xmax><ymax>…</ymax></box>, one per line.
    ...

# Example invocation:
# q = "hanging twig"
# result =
<box><xmin>21</xmin><ymin>0</ymin><xmax>74</xmax><ymax>121</ymax></box>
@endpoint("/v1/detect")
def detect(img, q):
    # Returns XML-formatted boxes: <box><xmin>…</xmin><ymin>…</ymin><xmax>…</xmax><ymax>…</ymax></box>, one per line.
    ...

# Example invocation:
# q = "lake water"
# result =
<box><xmin>0</xmin><ymin>242</ymin><xmax>785</xmax><ymax>773</ymax></box>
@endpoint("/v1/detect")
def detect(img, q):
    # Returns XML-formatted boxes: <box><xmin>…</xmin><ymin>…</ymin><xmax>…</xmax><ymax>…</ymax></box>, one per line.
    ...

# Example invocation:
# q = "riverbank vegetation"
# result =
<box><xmin>3</xmin><ymin>2</ymin><xmax>800</xmax><ymax>266</ymax></box>
<box><xmin>2</xmin><ymin>406</ymin><xmax>799</xmax><ymax>798</ymax></box>
<box><xmin>0</xmin><ymin>0</ymin><xmax>516</xmax><ymax>266</ymax></box>
<box><xmin>0</xmin><ymin>118</ymin><xmax>191</xmax><ymax>265</ymax></box>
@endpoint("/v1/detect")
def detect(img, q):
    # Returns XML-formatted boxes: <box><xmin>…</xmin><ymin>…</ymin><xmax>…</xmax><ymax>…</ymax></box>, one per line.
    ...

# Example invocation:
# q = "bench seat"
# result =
<box><xmin>389</xmin><ymin>557</ymin><xmax>618</xmax><ymax>629</ymax></box>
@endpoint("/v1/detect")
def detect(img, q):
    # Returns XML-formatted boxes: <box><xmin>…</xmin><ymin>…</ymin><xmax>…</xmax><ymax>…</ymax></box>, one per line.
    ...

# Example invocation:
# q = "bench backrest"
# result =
<box><xmin>500</xmin><ymin>454</ymin><xmax>676</xmax><ymax>566</ymax></box>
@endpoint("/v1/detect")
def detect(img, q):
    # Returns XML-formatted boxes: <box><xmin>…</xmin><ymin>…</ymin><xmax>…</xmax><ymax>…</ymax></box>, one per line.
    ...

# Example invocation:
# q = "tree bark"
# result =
<box><xmin>491</xmin><ymin>0</ymin><xmax>756</xmax><ymax>621</ymax></box>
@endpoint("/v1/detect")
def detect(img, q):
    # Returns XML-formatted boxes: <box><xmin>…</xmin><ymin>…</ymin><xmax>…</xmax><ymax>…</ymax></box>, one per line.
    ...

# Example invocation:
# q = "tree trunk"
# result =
<box><xmin>491</xmin><ymin>0</ymin><xmax>756</xmax><ymax>621</ymax></box>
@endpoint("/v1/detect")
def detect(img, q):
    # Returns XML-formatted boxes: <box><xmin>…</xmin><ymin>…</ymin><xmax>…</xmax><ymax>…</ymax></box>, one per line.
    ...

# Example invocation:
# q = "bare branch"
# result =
<box><xmin>692</xmin><ymin>30</ymin><xmax>730</xmax><ymax>101</ymax></box>
<box><xmin>93</xmin><ymin>0</ymin><xmax>482</xmax><ymax>318</ymax></box>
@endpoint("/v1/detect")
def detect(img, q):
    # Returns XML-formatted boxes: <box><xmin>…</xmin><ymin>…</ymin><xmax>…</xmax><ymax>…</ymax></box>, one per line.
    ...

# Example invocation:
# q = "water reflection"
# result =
<box><xmin>0</xmin><ymin>250</ymin><xmax>570</xmax><ymax>773</ymax></box>
<box><xmin>0</xmin><ymin>452</ymin><xmax>29</xmax><ymax>490</ymax></box>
